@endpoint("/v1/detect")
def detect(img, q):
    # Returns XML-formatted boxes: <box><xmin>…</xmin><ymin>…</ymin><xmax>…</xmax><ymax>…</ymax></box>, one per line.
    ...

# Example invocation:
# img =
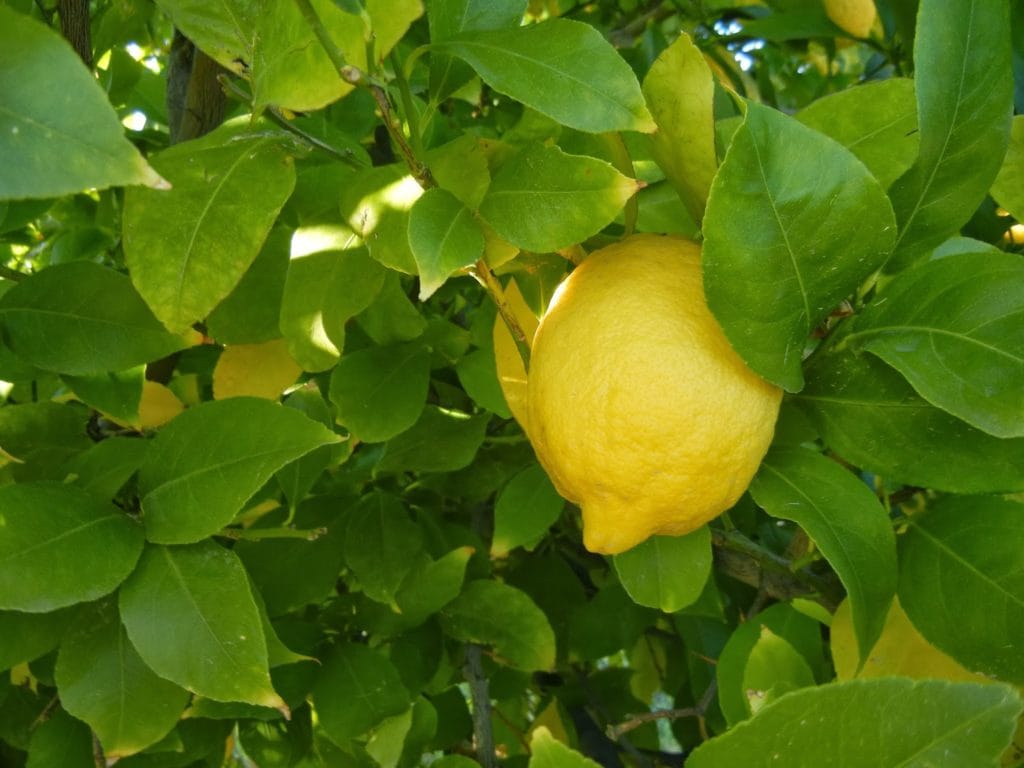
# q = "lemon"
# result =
<box><xmin>526</xmin><ymin>234</ymin><xmax>782</xmax><ymax>554</ymax></box>
<box><xmin>824</xmin><ymin>0</ymin><xmax>877</xmax><ymax>39</ymax></box>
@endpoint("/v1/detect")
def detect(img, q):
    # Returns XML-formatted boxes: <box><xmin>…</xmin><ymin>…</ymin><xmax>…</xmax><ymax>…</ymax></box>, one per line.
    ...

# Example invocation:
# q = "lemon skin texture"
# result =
<box><xmin>824</xmin><ymin>0</ymin><xmax>877</xmax><ymax>39</ymax></box>
<box><xmin>526</xmin><ymin>234</ymin><xmax>783</xmax><ymax>555</ymax></box>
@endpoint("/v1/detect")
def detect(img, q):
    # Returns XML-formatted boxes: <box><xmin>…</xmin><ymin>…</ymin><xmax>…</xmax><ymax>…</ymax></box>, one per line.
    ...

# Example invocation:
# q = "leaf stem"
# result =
<box><xmin>0</xmin><ymin>264</ymin><xmax>27</xmax><ymax>282</ymax></box>
<box><xmin>469</xmin><ymin>260</ymin><xmax>531</xmax><ymax>369</ymax></box>
<box><xmin>389</xmin><ymin>50</ymin><xmax>424</xmax><ymax>158</ymax></box>
<box><xmin>292</xmin><ymin>0</ymin><xmax>349</xmax><ymax>75</ymax></box>
<box><xmin>216</xmin><ymin>526</ymin><xmax>327</xmax><ymax>541</ymax></box>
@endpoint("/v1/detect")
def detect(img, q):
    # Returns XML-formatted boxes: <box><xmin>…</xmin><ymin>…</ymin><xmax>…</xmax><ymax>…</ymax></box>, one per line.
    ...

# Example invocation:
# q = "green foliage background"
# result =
<box><xmin>0</xmin><ymin>0</ymin><xmax>1023</xmax><ymax>766</ymax></box>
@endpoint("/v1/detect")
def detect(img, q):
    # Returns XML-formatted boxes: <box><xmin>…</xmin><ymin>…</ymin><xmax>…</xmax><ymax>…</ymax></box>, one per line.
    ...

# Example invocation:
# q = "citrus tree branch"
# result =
<box><xmin>607</xmin><ymin>679</ymin><xmax>718</xmax><ymax>741</ymax></box>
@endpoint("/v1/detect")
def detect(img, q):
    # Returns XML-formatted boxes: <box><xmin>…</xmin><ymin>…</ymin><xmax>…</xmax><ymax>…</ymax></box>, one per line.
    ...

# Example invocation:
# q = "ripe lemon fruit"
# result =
<box><xmin>526</xmin><ymin>234</ymin><xmax>782</xmax><ymax>555</ymax></box>
<box><xmin>824</xmin><ymin>0</ymin><xmax>877</xmax><ymax>39</ymax></box>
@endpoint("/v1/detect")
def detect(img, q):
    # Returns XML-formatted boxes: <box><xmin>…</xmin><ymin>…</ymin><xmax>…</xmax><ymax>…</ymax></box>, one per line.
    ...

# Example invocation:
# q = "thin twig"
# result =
<box><xmin>469</xmin><ymin>260</ymin><xmax>531</xmax><ymax>368</ymax></box>
<box><xmin>215</xmin><ymin>526</ymin><xmax>327</xmax><ymax>541</ymax></box>
<box><xmin>606</xmin><ymin>679</ymin><xmax>718</xmax><ymax>741</ymax></box>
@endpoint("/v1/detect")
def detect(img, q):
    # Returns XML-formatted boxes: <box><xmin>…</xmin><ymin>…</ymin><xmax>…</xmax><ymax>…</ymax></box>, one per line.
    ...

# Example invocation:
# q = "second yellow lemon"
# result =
<box><xmin>526</xmin><ymin>234</ymin><xmax>782</xmax><ymax>555</ymax></box>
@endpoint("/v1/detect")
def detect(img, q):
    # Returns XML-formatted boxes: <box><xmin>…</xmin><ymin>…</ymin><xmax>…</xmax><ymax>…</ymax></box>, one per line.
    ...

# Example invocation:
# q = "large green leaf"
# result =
<box><xmin>0</xmin><ymin>262</ymin><xmax>192</xmax><ymax>375</ymax></box>
<box><xmin>280</xmin><ymin>243</ymin><xmax>386</xmax><ymax>372</ymax></box>
<box><xmin>61</xmin><ymin>437</ymin><xmax>149</xmax><ymax>500</ymax></box>
<box><xmin>408</xmin><ymin>189</ymin><xmax>485</xmax><ymax>300</ymax></box>
<box><xmin>741</xmin><ymin>628</ymin><xmax>816</xmax><ymax>714</ymax></box>
<box><xmin>138</xmin><ymin>398</ymin><xmax>340</xmax><ymax>544</ymax></box>
<box><xmin>751</xmin><ymin>448</ymin><xmax>896</xmax><ymax>666</ymax></box>
<box><xmin>491</xmin><ymin>463</ymin><xmax>564</xmax><ymax>557</ymax></box>
<box><xmin>62</xmin><ymin>367</ymin><xmax>145</xmax><ymax>424</ymax></box>
<box><xmin>642</xmin><ymin>33</ymin><xmax>716</xmax><ymax>225</ymax></box>
<box><xmin>702</xmin><ymin>101</ymin><xmax>896</xmax><ymax>391</ymax></box>
<box><xmin>250</xmin><ymin>0</ymin><xmax>364</xmax><ymax>113</ymax></box>
<box><xmin>376</xmin><ymin>406</ymin><xmax>488</xmax><ymax>474</ymax></box>
<box><xmin>394</xmin><ymin>547</ymin><xmax>472</xmax><ymax>627</ymax></box>
<box><xmin>613</xmin><ymin>529</ymin><xmax>712</xmax><ymax>614</ymax></box>
<box><xmin>529</xmin><ymin>727</ymin><xmax>600</xmax><ymax>768</ymax></box>
<box><xmin>797</xmin><ymin>347</ymin><xmax>1024</xmax><ymax>493</ymax></box>
<box><xmin>154</xmin><ymin>0</ymin><xmax>256</xmax><ymax>73</ymax></box>
<box><xmin>312</xmin><ymin>643</ymin><xmax>410</xmax><ymax>745</ymax></box>
<box><xmin>426</xmin><ymin>0</ymin><xmax>527</xmax><ymax>101</ymax></box>
<box><xmin>991</xmin><ymin>115</ymin><xmax>1024</xmax><ymax>221</ymax></box>
<box><xmin>430</xmin><ymin>19</ymin><xmax>656</xmax><ymax>134</ymax></box>
<box><xmin>0</xmin><ymin>401</ymin><xmax>90</xmax><ymax>466</ymax></box>
<box><xmin>886</xmin><ymin>0</ymin><xmax>1012</xmax><ymax>268</ymax></box>
<box><xmin>0</xmin><ymin>483</ymin><xmax>143</xmax><ymax>613</ymax></box>
<box><xmin>0</xmin><ymin>6</ymin><xmax>163</xmax><ymax>200</ymax></box>
<box><xmin>898</xmin><ymin>496</ymin><xmax>1024</xmax><ymax>684</ymax></box>
<box><xmin>439</xmin><ymin>579</ymin><xmax>555</xmax><ymax>671</ymax></box>
<box><xmin>479</xmin><ymin>143</ymin><xmax>640</xmax><ymax>252</ymax></box>
<box><xmin>123</xmin><ymin>126</ymin><xmax>296</xmax><ymax>332</ymax></box>
<box><xmin>796</xmin><ymin>78</ymin><xmax>919</xmax><ymax>190</ymax></box>
<box><xmin>0</xmin><ymin>608</ymin><xmax>75</xmax><ymax>670</ymax></box>
<box><xmin>119</xmin><ymin>541</ymin><xmax>283</xmax><ymax>709</ymax></box>
<box><xmin>55</xmin><ymin>600</ymin><xmax>190</xmax><ymax>759</ymax></box>
<box><xmin>844</xmin><ymin>252</ymin><xmax>1024</xmax><ymax>438</ymax></box>
<box><xmin>25</xmin><ymin>708</ymin><xmax>93</xmax><ymax>768</ymax></box>
<box><xmin>329</xmin><ymin>342</ymin><xmax>431</xmax><ymax>442</ymax></box>
<box><xmin>688</xmin><ymin>678</ymin><xmax>1022</xmax><ymax>767</ymax></box>
<box><xmin>343</xmin><ymin>492</ymin><xmax>425</xmax><ymax>606</ymax></box>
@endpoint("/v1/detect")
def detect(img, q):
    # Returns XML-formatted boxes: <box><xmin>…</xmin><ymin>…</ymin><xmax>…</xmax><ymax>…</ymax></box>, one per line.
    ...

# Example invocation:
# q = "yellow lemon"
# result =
<box><xmin>526</xmin><ymin>234</ymin><xmax>782</xmax><ymax>555</ymax></box>
<box><xmin>824</xmin><ymin>0</ymin><xmax>877</xmax><ymax>39</ymax></box>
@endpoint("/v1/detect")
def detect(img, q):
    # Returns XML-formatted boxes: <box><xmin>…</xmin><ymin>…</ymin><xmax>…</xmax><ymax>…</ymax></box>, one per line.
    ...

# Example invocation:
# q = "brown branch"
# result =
<box><xmin>607</xmin><ymin>679</ymin><xmax>718</xmax><ymax>741</ymax></box>
<box><xmin>58</xmin><ymin>0</ymin><xmax>91</xmax><ymax>67</ymax></box>
<box><xmin>167</xmin><ymin>31</ymin><xmax>227</xmax><ymax>144</ymax></box>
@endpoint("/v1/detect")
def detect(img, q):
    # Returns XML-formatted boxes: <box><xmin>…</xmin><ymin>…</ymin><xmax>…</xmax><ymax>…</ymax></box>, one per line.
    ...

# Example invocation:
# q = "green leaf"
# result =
<box><xmin>329</xmin><ymin>342</ymin><xmax>431</xmax><ymax>442</ymax></box>
<box><xmin>344</xmin><ymin>492</ymin><xmax>424</xmax><ymax>605</ymax></box>
<box><xmin>528</xmin><ymin>726</ymin><xmax>600</xmax><ymax>768</ymax></box>
<box><xmin>991</xmin><ymin>115</ymin><xmax>1024</xmax><ymax>221</ymax></box>
<box><xmin>26</xmin><ymin>708</ymin><xmax>93</xmax><ymax>768</ymax></box>
<box><xmin>206</xmin><ymin>227</ymin><xmax>292</xmax><ymax>345</ymax></box>
<box><xmin>797</xmin><ymin>78</ymin><xmax>919</xmax><ymax>190</ymax></box>
<box><xmin>898</xmin><ymin>496</ymin><xmax>1024</xmax><ymax>684</ymax></box>
<box><xmin>408</xmin><ymin>189</ymin><xmax>485</xmax><ymax>300</ymax></box>
<box><xmin>0</xmin><ymin>262</ymin><xmax>192</xmax><ymax>375</ymax></box>
<box><xmin>845</xmin><ymin>252</ymin><xmax>1024</xmax><ymax>438</ymax></box>
<box><xmin>276</xmin><ymin>387</ymin><xmax>342</xmax><ymax>509</ymax></box>
<box><xmin>55</xmin><ymin>600</ymin><xmax>190</xmax><ymax>759</ymax></box>
<box><xmin>154</xmin><ymin>0</ymin><xmax>255</xmax><ymax>73</ymax></box>
<box><xmin>123</xmin><ymin>126</ymin><xmax>296</xmax><ymax>332</ymax></box>
<box><xmin>357</xmin><ymin>272</ymin><xmax>428</xmax><ymax>344</ymax></box>
<box><xmin>341</xmin><ymin>165</ymin><xmax>422</xmax><ymax>274</ymax></box>
<box><xmin>797</xmin><ymin>347</ymin><xmax>1024</xmax><ymax>493</ymax></box>
<box><xmin>741</xmin><ymin>628</ymin><xmax>816</xmax><ymax>715</ymax></box>
<box><xmin>377</xmin><ymin>406</ymin><xmax>488</xmax><ymax>474</ymax></box>
<box><xmin>0</xmin><ymin>401</ymin><xmax>90</xmax><ymax>465</ymax></box>
<box><xmin>716</xmin><ymin>603</ymin><xmax>826</xmax><ymax>726</ymax></box>
<box><xmin>119</xmin><ymin>541</ymin><xmax>283</xmax><ymax>709</ymax></box>
<box><xmin>62</xmin><ymin>367</ymin><xmax>145</xmax><ymax>425</ymax></box>
<box><xmin>0</xmin><ymin>483</ymin><xmax>143</xmax><ymax>613</ymax></box>
<box><xmin>251</xmin><ymin>0</ymin><xmax>364</xmax><ymax>113</ymax></box>
<box><xmin>750</xmin><ymin>448</ymin><xmax>896</xmax><ymax>666</ymax></box>
<box><xmin>0</xmin><ymin>6</ymin><xmax>164</xmax><ymax>200</ymax></box>
<box><xmin>479</xmin><ymin>143</ymin><xmax>640</xmax><ymax>252</ymax></box>
<box><xmin>280</xmin><ymin>244</ymin><xmax>386</xmax><ymax>372</ymax></box>
<box><xmin>0</xmin><ymin>608</ymin><xmax>74</xmax><ymax>670</ymax></box>
<box><xmin>312</xmin><ymin>643</ymin><xmax>410</xmax><ymax>745</ymax></box>
<box><xmin>431</xmin><ymin>19</ymin><xmax>655</xmax><ymax>134</ymax></box>
<box><xmin>702</xmin><ymin>101</ymin><xmax>897</xmax><ymax>391</ymax></box>
<box><xmin>642</xmin><ymin>32</ymin><xmax>716</xmax><ymax>225</ymax></box>
<box><xmin>491</xmin><ymin>463</ymin><xmax>565</xmax><ymax>557</ymax></box>
<box><xmin>427</xmin><ymin>0</ymin><xmax>527</xmax><ymax>100</ymax></box>
<box><xmin>440</xmin><ymin>579</ymin><xmax>555</xmax><ymax>671</ymax></box>
<box><xmin>138</xmin><ymin>398</ymin><xmax>340</xmax><ymax>544</ymax></box>
<box><xmin>61</xmin><ymin>437</ymin><xmax>148</xmax><ymax>500</ymax></box>
<box><xmin>455</xmin><ymin>346</ymin><xmax>511</xmax><ymax>418</ymax></box>
<box><xmin>235</xmin><ymin>498</ymin><xmax>346</xmax><ymax>617</ymax></box>
<box><xmin>687</xmin><ymin>678</ymin><xmax>1023</xmax><ymax>768</ymax></box>
<box><xmin>886</xmin><ymin>0</ymin><xmax>1012</xmax><ymax>268</ymax></box>
<box><xmin>613</xmin><ymin>528</ymin><xmax>712</xmax><ymax>614</ymax></box>
<box><xmin>395</xmin><ymin>547</ymin><xmax>473</xmax><ymax>626</ymax></box>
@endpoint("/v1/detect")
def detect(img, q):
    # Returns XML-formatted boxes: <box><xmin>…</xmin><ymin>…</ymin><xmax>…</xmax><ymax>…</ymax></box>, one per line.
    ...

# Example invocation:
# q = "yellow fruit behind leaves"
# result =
<box><xmin>526</xmin><ymin>234</ymin><xmax>781</xmax><ymax>555</ymax></box>
<box><xmin>213</xmin><ymin>339</ymin><xmax>302</xmax><ymax>401</ymax></box>
<box><xmin>824</xmin><ymin>0</ymin><xmax>877</xmax><ymax>39</ymax></box>
<box><xmin>137</xmin><ymin>381</ymin><xmax>184</xmax><ymax>429</ymax></box>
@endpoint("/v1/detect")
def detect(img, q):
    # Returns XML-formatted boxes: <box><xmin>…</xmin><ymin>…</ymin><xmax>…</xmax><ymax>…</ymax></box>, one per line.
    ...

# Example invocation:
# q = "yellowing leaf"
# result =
<box><xmin>137</xmin><ymin>382</ymin><xmax>184</xmax><ymax>430</ymax></box>
<box><xmin>492</xmin><ymin>279</ymin><xmax>537</xmax><ymax>433</ymax></box>
<box><xmin>213</xmin><ymin>339</ymin><xmax>302</xmax><ymax>401</ymax></box>
<box><xmin>831</xmin><ymin>596</ymin><xmax>988</xmax><ymax>683</ymax></box>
